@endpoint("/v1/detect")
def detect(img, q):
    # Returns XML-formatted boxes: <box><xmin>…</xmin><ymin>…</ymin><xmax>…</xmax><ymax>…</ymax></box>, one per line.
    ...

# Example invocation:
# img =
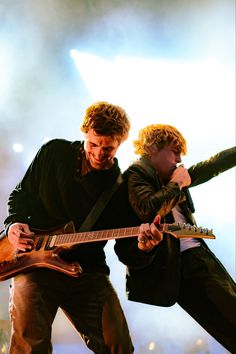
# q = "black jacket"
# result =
<box><xmin>4</xmin><ymin>139</ymin><xmax>151</xmax><ymax>275</ymax></box>
<box><xmin>115</xmin><ymin>146</ymin><xmax>236</xmax><ymax>306</ymax></box>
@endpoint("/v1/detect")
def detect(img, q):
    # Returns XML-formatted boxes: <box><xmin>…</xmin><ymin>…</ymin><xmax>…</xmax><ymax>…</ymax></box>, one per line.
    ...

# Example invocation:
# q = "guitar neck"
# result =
<box><xmin>51</xmin><ymin>226</ymin><xmax>140</xmax><ymax>247</ymax></box>
<box><xmin>49</xmin><ymin>223</ymin><xmax>215</xmax><ymax>247</ymax></box>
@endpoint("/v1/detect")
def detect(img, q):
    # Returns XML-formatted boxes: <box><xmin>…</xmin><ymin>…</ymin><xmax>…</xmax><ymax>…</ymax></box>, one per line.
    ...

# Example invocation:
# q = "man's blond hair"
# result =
<box><xmin>133</xmin><ymin>124</ymin><xmax>187</xmax><ymax>156</ymax></box>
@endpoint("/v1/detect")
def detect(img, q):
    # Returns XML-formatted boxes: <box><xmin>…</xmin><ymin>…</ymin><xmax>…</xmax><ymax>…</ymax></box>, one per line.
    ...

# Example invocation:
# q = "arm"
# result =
<box><xmin>114</xmin><ymin>215</ymin><xmax>163</xmax><ymax>268</ymax></box>
<box><xmin>4</xmin><ymin>139</ymin><xmax>74</xmax><ymax>235</ymax></box>
<box><xmin>126</xmin><ymin>163</ymin><xmax>183</xmax><ymax>222</ymax></box>
<box><xmin>4</xmin><ymin>143</ymin><xmax>52</xmax><ymax>250</ymax></box>
<box><xmin>4</xmin><ymin>145</ymin><xmax>47</xmax><ymax>233</ymax></box>
<box><xmin>5</xmin><ymin>162</ymin><xmax>42</xmax><ymax>233</ymax></box>
<box><xmin>189</xmin><ymin>146</ymin><xmax>236</xmax><ymax>187</ymax></box>
<box><xmin>4</xmin><ymin>139</ymin><xmax>67</xmax><ymax>234</ymax></box>
<box><xmin>127</xmin><ymin>147</ymin><xmax>236</xmax><ymax>221</ymax></box>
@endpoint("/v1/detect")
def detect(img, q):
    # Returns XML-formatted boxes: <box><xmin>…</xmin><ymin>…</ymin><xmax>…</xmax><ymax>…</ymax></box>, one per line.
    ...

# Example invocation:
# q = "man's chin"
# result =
<box><xmin>93</xmin><ymin>161</ymin><xmax>113</xmax><ymax>170</ymax></box>
<box><xmin>92</xmin><ymin>165</ymin><xmax>103</xmax><ymax>170</ymax></box>
<box><xmin>90</xmin><ymin>161</ymin><xmax>106</xmax><ymax>170</ymax></box>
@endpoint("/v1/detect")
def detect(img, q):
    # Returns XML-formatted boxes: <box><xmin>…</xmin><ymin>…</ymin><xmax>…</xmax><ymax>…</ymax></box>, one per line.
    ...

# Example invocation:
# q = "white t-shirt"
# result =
<box><xmin>172</xmin><ymin>205</ymin><xmax>201</xmax><ymax>252</ymax></box>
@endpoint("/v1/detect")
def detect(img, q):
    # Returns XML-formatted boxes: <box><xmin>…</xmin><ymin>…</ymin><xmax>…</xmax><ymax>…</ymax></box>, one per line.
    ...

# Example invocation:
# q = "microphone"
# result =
<box><xmin>175</xmin><ymin>164</ymin><xmax>195</xmax><ymax>213</ymax></box>
<box><xmin>183</xmin><ymin>187</ymin><xmax>195</xmax><ymax>213</ymax></box>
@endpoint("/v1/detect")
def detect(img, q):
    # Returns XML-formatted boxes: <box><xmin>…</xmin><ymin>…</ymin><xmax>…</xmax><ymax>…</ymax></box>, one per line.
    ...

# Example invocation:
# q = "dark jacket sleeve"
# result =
<box><xmin>114</xmin><ymin>165</ymin><xmax>184</xmax><ymax>269</ymax></box>
<box><xmin>189</xmin><ymin>146</ymin><xmax>236</xmax><ymax>186</ymax></box>
<box><xmin>113</xmin><ymin>178</ymin><xmax>159</xmax><ymax>269</ymax></box>
<box><xmin>4</xmin><ymin>139</ymin><xmax>70</xmax><ymax>233</ymax></box>
<box><xmin>126</xmin><ymin>160</ymin><xmax>183</xmax><ymax>222</ymax></box>
<box><xmin>4</xmin><ymin>146</ymin><xmax>47</xmax><ymax>233</ymax></box>
<box><xmin>114</xmin><ymin>237</ymin><xmax>158</xmax><ymax>269</ymax></box>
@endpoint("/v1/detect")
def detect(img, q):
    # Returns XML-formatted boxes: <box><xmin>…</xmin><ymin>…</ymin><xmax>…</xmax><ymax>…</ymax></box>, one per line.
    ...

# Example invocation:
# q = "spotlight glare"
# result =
<box><xmin>12</xmin><ymin>143</ymin><xmax>23</xmax><ymax>153</ymax></box>
<box><xmin>196</xmin><ymin>338</ymin><xmax>203</xmax><ymax>346</ymax></box>
<box><xmin>148</xmin><ymin>341</ymin><xmax>156</xmax><ymax>351</ymax></box>
<box><xmin>70</xmin><ymin>49</ymin><xmax>77</xmax><ymax>59</ymax></box>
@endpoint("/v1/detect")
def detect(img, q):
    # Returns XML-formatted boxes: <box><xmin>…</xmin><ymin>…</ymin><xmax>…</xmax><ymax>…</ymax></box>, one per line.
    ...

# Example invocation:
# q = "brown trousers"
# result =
<box><xmin>9</xmin><ymin>270</ymin><xmax>134</xmax><ymax>354</ymax></box>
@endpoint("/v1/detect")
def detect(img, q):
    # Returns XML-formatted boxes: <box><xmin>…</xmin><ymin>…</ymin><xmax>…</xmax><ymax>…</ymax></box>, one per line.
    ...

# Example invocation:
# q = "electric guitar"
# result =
<box><xmin>0</xmin><ymin>221</ymin><xmax>215</xmax><ymax>281</ymax></box>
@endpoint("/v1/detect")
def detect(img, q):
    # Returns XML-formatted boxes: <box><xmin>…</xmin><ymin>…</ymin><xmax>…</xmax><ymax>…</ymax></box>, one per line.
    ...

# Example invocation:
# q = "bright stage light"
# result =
<box><xmin>12</xmin><ymin>143</ymin><xmax>23</xmax><ymax>153</ymax></box>
<box><xmin>70</xmin><ymin>50</ymin><xmax>117</xmax><ymax>102</ymax></box>
<box><xmin>148</xmin><ymin>340</ymin><xmax>156</xmax><ymax>350</ymax></box>
<box><xmin>70</xmin><ymin>51</ymin><xmax>234</xmax><ymax>132</ymax></box>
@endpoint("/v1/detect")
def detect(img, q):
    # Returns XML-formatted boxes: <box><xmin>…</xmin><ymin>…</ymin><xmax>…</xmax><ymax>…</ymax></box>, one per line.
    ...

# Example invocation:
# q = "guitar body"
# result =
<box><xmin>0</xmin><ymin>223</ymin><xmax>83</xmax><ymax>281</ymax></box>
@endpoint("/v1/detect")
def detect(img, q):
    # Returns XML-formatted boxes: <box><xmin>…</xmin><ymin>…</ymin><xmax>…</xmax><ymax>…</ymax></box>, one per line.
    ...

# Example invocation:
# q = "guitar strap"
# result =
<box><xmin>78</xmin><ymin>173</ymin><xmax>123</xmax><ymax>232</ymax></box>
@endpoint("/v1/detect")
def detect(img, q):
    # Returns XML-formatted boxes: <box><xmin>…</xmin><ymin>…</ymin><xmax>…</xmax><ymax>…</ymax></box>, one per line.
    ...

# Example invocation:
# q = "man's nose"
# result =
<box><xmin>176</xmin><ymin>155</ymin><xmax>181</xmax><ymax>163</ymax></box>
<box><xmin>95</xmin><ymin>148</ymin><xmax>105</xmax><ymax>159</ymax></box>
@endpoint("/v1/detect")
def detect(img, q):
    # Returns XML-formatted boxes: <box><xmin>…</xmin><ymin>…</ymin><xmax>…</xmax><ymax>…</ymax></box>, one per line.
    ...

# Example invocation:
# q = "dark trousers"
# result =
<box><xmin>9</xmin><ymin>270</ymin><xmax>134</xmax><ymax>354</ymax></box>
<box><xmin>178</xmin><ymin>246</ymin><xmax>236</xmax><ymax>353</ymax></box>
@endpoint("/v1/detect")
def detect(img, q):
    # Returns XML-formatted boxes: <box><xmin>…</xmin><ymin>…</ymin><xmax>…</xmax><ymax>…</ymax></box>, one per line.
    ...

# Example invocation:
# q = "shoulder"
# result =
<box><xmin>40</xmin><ymin>139</ymin><xmax>84</xmax><ymax>154</ymax></box>
<box><xmin>124</xmin><ymin>157</ymin><xmax>155</xmax><ymax>179</ymax></box>
<box><xmin>34</xmin><ymin>139</ymin><xmax>84</xmax><ymax>166</ymax></box>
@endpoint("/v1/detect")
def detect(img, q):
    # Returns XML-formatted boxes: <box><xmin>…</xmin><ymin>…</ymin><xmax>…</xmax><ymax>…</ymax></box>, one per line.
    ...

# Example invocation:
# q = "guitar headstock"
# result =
<box><xmin>162</xmin><ymin>223</ymin><xmax>216</xmax><ymax>239</ymax></box>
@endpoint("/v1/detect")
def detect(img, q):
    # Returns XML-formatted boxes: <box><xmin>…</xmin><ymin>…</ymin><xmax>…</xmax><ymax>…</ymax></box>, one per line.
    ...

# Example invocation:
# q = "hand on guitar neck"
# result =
<box><xmin>137</xmin><ymin>214</ymin><xmax>216</xmax><ymax>252</ymax></box>
<box><xmin>138</xmin><ymin>215</ymin><xmax>163</xmax><ymax>252</ymax></box>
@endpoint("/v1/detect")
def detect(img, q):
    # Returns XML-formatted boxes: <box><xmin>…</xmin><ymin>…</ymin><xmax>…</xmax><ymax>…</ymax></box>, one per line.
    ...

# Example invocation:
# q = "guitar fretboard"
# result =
<box><xmin>52</xmin><ymin>226</ymin><xmax>140</xmax><ymax>246</ymax></box>
<box><xmin>49</xmin><ymin>222</ymin><xmax>215</xmax><ymax>247</ymax></box>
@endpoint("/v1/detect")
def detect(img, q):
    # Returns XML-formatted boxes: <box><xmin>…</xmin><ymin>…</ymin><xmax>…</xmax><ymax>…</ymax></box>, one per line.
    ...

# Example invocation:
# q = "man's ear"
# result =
<box><xmin>147</xmin><ymin>144</ymin><xmax>159</xmax><ymax>155</ymax></box>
